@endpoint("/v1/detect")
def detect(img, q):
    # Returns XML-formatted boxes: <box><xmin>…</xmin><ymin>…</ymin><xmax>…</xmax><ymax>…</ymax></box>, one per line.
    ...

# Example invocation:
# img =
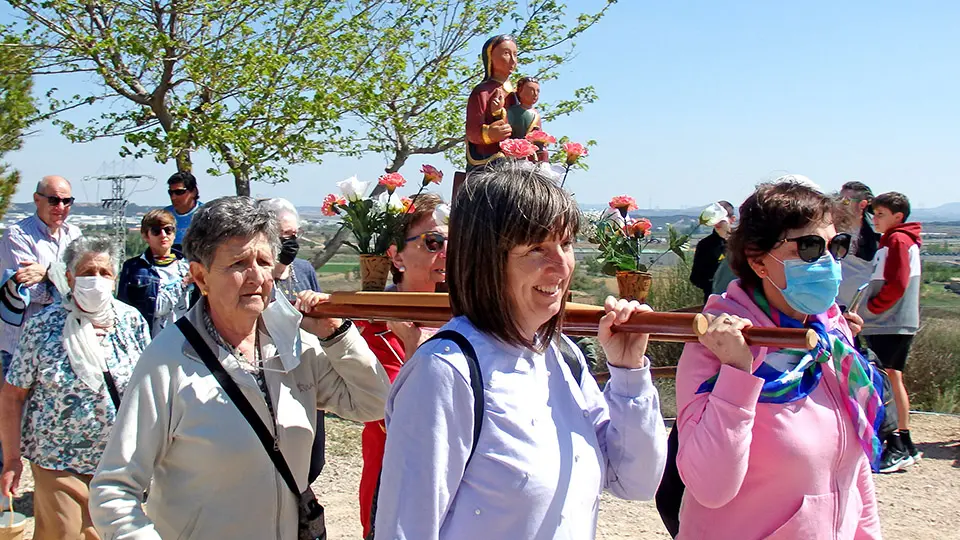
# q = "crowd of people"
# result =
<box><xmin>0</xmin><ymin>162</ymin><xmax>924</xmax><ymax>539</ymax></box>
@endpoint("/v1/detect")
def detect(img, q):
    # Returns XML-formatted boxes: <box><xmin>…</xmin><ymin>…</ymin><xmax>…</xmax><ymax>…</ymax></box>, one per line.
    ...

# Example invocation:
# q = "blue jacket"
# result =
<box><xmin>117</xmin><ymin>249</ymin><xmax>196</xmax><ymax>331</ymax></box>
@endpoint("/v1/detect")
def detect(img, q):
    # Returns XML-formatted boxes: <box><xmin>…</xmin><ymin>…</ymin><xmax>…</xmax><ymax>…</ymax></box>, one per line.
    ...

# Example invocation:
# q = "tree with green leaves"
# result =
<box><xmin>3</xmin><ymin>0</ymin><xmax>385</xmax><ymax>195</ymax></box>
<box><xmin>311</xmin><ymin>0</ymin><xmax>615</xmax><ymax>265</ymax></box>
<box><xmin>0</xmin><ymin>35</ymin><xmax>38</xmax><ymax>220</ymax></box>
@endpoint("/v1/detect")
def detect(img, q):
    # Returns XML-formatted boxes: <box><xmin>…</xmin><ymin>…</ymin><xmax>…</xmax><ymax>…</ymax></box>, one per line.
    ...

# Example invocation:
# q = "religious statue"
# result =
<box><xmin>507</xmin><ymin>77</ymin><xmax>548</xmax><ymax>162</ymax></box>
<box><xmin>465</xmin><ymin>35</ymin><xmax>518</xmax><ymax>171</ymax></box>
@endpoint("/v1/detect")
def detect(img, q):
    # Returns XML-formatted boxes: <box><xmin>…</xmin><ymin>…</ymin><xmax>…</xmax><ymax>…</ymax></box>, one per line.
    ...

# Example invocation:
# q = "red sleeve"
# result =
<box><xmin>867</xmin><ymin>234</ymin><xmax>911</xmax><ymax>314</ymax></box>
<box><xmin>466</xmin><ymin>86</ymin><xmax>491</xmax><ymax>145</ymax></box>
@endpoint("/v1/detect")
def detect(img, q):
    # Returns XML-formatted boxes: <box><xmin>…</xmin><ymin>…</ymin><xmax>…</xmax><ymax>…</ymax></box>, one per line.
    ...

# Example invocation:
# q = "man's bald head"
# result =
<box><xmin>36</xmin><ymin>175</ymin><xmax>72</xmax><ymax>194</ymax></box>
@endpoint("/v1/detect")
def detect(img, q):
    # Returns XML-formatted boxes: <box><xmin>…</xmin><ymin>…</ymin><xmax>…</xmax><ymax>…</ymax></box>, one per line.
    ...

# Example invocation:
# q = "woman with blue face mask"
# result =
<box><xmin>671</xmin><ymin>181</ymin><xmax>884</xmax><ymax>539</ymax></box>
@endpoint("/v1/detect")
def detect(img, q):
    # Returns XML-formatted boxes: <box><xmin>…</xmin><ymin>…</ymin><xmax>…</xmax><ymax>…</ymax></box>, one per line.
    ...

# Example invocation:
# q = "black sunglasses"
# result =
<box><xmin>36</xmin><ymin>193</ymin><xmax>75</xmax><ymax>206</ymax></box>
<box><xmin>168</xmin><ymin>188</ymin><xmax>190</xmax><ymax>196</ymax></box>
<box><xmin>149</xmin><ymin>226</ymin><xmax>176</xmax><ymax>236</ymax></box>
<box><xmin>405</xmin><ymin>231</ymin><xmax>446</xmax><ymax>253</ymax></box>
<box><xmin>783</xmin><ymin>233</ymin><xmax>852</xmax><ymax>263</ymax></box>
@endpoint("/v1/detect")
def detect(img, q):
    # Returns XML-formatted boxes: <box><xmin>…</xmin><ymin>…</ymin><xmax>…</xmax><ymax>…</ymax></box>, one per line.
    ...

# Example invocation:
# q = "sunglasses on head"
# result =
<box><xmin>405</xmin><ymin>231</ymin><xmax>446</xmax><ymax>253</ymax></box>
<box><xmin>37</xmin><ymin>193</ymin><xmax>75</xmax><ymax>206</ymax></box>
<box><xmin>168</xmin><ymin>188</ymin><xmax>190</xmax><ymax>196</ymax></box>
<box><xmin>149</xmin><ymin>226</ymin><xmax>176</xmax><ymax>236</ymax></box>
<box><xmin>783</xmin><ymin>233</ymin><xmax>852</xmax><ymax>263</ymax></box>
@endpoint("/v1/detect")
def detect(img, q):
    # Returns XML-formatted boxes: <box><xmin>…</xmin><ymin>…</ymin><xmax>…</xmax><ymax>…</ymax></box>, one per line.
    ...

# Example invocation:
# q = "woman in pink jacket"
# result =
<box><xmin>675</xmin><ymin>181</ymin><xmax>884</xmax><ymax>539</ymax></box>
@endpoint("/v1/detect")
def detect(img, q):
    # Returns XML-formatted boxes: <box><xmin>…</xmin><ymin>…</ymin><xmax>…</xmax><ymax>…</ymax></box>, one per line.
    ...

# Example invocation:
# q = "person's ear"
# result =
<box><xmin>747</xmin><ymin>255</ymin><xmax>768</xmax><ymax>280</ymax></box>
<box><xmin>859</xmin><ymin>200</ymin><xmax>869</xmax><ymax>212</ymax></box>
<box><xmin>190</xmin><ymin>261</ymin><xmax>209</xmax><ymax>296</ymax></box>
<box><xmin>388</xmin><ymin>244</ymin><xmax>405</xmax><ymax>273</ymax></box>
<box><xmin>66</xmin><ymin>270</ymin><xmax>75</xmax><ymax>290</ymax></box>
<box><xmin>894</xmin><ymin>211</ymin><xmax>905</xmax><ymax>223</ymax></box>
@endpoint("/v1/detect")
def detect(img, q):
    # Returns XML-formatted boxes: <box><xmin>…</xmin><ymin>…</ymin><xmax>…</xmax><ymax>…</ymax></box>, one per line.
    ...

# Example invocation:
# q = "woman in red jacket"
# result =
<box><xmin>357</xmin><ymin>193</ymin><xmax>448</xmax><ymax>539</ymax></box>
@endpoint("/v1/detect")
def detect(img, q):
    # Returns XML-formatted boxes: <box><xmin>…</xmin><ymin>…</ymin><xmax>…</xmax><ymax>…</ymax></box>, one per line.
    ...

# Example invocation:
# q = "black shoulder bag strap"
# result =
<box><xmin>555</xmin><ymin>336</ymin><xmax>584</xmax><ymax>386</ymax></box>
<box><xmin>423</xmin><ymin>330</ymin><xmax>484</xmax><ymax>466</ymax></box>
<box><xmin>175</xmin><ymin>318</ymin><xmax>300</xmax><ymax>498</ymax></box>
<box><xmin>102</xmin><ymin>369</ymin><xmax>122</xmax><ymax>409</ymax></box>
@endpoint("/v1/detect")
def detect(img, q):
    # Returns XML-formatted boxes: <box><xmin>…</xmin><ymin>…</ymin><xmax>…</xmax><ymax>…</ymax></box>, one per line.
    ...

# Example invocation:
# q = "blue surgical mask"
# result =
<box><xmin>767</xmin><ymin>254</ymin><xmax>842</xmax><ymax>315</ymax></box>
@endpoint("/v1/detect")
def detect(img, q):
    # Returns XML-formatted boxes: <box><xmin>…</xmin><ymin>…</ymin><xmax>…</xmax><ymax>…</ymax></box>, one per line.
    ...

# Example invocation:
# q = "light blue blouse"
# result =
<box><xmin>374</xmin><ymin>316</ymin><xmax>667</xmax><ymax>540</ymax></box>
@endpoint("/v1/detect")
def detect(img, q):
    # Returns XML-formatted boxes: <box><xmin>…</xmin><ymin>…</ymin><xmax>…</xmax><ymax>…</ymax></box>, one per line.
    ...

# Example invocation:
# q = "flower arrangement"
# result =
<box><xmin>591</xmin><ymin>197</ymin><xmax>729</xmax><ymax>275</ymax></box>
<box><xmin>321</xmin><ymin>165</ymin><xmax>444</xmax><ymax>256</ymax></box>
<box><xmin>496</xmin><ymin>131</ymin><xmax>590</xmax><ymax>188</ymax></box>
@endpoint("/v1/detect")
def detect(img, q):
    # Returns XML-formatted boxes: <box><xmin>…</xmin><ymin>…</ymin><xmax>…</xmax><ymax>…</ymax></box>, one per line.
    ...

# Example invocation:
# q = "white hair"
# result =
<box><xmin>258</xmin><ymin>198</ymin><xmax>299</xmax><ymax>226</ymax></box>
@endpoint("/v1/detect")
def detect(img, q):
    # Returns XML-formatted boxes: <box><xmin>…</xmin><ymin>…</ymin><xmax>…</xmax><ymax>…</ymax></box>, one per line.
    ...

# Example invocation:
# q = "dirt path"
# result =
<box><xmin>7</xmin><ymin>413</ymin><xmax>959</xmax><ymax>538</ymax></box>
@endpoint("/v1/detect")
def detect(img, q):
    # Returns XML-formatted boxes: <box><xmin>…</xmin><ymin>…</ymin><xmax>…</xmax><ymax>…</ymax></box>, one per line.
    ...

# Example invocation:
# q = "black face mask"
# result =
<box><xmin>279</xmin><ymin>236</ymin><xmax>299</xmax><ymax>266</ymax></box>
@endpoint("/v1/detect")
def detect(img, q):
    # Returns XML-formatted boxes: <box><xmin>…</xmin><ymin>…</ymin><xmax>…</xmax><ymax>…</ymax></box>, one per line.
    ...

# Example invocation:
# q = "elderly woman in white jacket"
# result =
<box><xmin>89</xmin><ymin>196</ymin><xmax>390</xmax><ymax>540</ymax></box>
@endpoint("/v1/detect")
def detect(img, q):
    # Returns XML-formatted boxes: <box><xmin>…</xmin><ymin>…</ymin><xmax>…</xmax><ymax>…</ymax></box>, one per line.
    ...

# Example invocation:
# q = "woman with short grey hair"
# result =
<box><xmin>1</xmin><ymin>236</ymin><xmax>149</xmax><ymax>540</ymax></box>
<box><xmin>90</xmin><ymin>196</ymin><xmax>389</xmax><ymax>540</ymax></box>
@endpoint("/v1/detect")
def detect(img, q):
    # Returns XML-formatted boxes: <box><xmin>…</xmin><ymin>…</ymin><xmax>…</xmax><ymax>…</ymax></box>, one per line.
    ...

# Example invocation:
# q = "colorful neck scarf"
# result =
<box><xmin>696</xmin><ymin>288</ymin><xmax>885</xmax><ymax>467</ymax></box>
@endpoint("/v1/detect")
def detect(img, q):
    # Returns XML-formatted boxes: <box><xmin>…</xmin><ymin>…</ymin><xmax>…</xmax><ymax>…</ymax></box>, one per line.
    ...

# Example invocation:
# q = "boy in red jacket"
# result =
<box><xmin>862</xmin><ymin>192</ymin><xmax>923</xmax><ymax>473</ymax></box>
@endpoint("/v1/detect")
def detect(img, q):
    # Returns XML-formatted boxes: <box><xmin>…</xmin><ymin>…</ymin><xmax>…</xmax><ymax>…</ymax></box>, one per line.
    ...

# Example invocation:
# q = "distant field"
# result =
<box><xmin>317</xmin><ymin>262</ymin><xmax>360</xmax><ymax>274</ymax></box>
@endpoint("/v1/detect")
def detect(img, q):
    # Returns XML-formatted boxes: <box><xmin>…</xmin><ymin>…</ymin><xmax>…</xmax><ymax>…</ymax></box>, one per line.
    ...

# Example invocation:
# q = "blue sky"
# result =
<box><xmin>6</xmin><ymin>1</ymin><xmax>959</xmax><ymax>209</ymax></box>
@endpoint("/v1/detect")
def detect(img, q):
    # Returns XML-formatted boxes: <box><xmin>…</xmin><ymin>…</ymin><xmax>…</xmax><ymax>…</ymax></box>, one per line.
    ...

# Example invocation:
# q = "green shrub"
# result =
<box><xmin>921</xmin><ymin>262</ymin><xmax>960</xmax><ymax>284</ymax></box>
<box><xmin>904</xmin><ymin>317</ymin><xmax>960</xmax><ymax>413</ymax></box>
<box><xmin>644</xmin><ymin>262</ymin><xmax>703</xmax><ymax>367</ymax></box>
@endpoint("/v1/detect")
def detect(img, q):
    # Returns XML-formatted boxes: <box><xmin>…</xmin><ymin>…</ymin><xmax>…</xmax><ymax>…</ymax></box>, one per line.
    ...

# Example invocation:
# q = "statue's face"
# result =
<box><xmin>490</xmin><ymin>40</ymin><xmax>518</xmax><ymax>79</ymax></box>
<box><xmin>518</xmin><ymin>82</ymin><xmax>540</xmax><ymax>107</ymax></box>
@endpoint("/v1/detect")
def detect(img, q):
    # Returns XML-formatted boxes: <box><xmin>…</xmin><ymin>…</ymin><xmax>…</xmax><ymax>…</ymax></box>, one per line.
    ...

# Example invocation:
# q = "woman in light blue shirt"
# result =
<box><xmin>374</xmin><ymin>161</ymin><xmax>668</xmax><ymax>540</ymax></box>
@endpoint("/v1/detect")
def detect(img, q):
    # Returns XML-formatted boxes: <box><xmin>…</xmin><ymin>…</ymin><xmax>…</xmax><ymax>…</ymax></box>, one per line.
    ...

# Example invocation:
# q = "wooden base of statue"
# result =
<box><xmin>452</xmin><ymin>171</ymin><xmax>467</xmax><ymax>199</ymax></box>
<box><xmin>616</xmin><ymin>270</ymin><xmax>653</xmax><ymax>303</ymax></box>
<box><xmin>359</xmin><ymin>255</ymin><xmax>392</xmax><ymax>291</ymax></box>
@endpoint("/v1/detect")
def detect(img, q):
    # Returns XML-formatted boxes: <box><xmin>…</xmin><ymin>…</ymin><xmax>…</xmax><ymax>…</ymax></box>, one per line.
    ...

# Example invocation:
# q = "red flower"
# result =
<box><xmin>627</xmin><ymin>218</ymin><xmax>652</xmax><ymax>239</ymax></box>
<box><xmin>525</xmin><ymin>130</ymin><xmax>557</xmax><ymax>146</ymax></box>
<box><xmin>401</xmin><ymin>197</ymin><xmax>415</xmax><ymax>213</ymax></box>
<box><xmin>499</xmin><ymin>138</ymin><xmax>538</xmax><ymax>159</ymax></box>
<box><xmin>609</xmin><ymin>195</ymin><xmax>638</xmax><ymax>212</ymax></box>
<box><xmin>420</xmin><ymin>164</ymin><xmax>443</xmax><ymax>186</ymax></box>
<box><xmin>378</xmin><ymin>172</ymin><xmax>407</xmax><ymax>193</ymax></box>
<box><xmin>563</xmin><ymin>142</ymin><xmax>588</xmax><ymax>165</ymax></box>
<box><xmin>321</xmin><ymin>193</ymin><xmax>346</xmax><ymax>217</ymax></box>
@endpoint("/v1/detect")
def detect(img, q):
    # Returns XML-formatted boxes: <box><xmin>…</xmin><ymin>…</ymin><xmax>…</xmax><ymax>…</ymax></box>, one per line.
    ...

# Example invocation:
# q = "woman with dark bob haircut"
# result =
<box><xmin>674</xmin><ymin>180</ymin><xmax>883</xmax><ymax>539</ymax></box>
<box><xmin>372</xmin><ymin>160</ymin><xmax>667</xmax><ymax>539</ymax></box>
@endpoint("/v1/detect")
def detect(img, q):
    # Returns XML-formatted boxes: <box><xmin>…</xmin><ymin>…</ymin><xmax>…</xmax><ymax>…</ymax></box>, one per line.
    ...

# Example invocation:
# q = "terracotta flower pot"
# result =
<box><xmin>616</xmin><ymin>270</ymin><xmax>653</xmax><ymax>303</ymax></box>
<box><xmin>359</xmin><ymin>254</ymin><xmax>392</xmax><ymax>291</ymax></box>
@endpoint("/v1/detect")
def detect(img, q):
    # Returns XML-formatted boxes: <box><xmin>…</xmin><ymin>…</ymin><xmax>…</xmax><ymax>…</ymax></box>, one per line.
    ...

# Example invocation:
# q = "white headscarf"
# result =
<box><xmin>62</xmin><ymin>295</ymin><xmax>116</xmax><ymax>392</ymax></box>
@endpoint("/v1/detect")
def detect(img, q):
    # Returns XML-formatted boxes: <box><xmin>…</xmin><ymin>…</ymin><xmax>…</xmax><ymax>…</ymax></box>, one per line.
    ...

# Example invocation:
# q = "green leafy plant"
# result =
<box><xmin>592</xmin><ymin>198</ymin><xmax>729</xmax><ymax>275</ymax></box>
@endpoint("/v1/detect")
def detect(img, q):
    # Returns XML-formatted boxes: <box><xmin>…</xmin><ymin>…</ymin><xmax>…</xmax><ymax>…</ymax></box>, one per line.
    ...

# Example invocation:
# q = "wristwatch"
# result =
<box><xmin>319</xmin><ymin>319</ymin><xmax>353</xmax><ymax>343</ymax></box>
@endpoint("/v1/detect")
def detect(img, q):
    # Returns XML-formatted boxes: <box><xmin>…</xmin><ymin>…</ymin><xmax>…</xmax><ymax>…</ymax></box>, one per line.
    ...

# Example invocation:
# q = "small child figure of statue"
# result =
<box><xmin>507</xmin><ymin>77</ymin><xmax>547</xmax><ymax>162</ymax></box>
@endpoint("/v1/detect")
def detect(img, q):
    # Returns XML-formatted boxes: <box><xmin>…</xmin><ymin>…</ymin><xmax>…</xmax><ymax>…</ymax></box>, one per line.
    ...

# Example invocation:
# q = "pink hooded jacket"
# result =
<box><xmin>675</xmin><ymin>280</ymin><xmax>881</xmax><ymax>540</ymax></box>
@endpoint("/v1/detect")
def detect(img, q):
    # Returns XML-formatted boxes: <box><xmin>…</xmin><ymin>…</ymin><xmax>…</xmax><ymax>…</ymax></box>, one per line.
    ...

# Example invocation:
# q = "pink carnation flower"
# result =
<box><xmin>525</xmin><ymin>130</ymin><xmax>557</xmax><ymax>146</ymax></box>
<box><xmin>378</xmin><ymin>172</ymin><xmax>407</xmax><ymax>193</ymax></box>
<box><xmin>609</xmin><ymin>195</ymin><xmax>638</xmax><ymax>213</ymax></box>
<box><xmin>499</xmin><ymin>138</ymin><xmax>538</xmax><ymax>159</ymax></box>
<box><xmin>420</xmin><ymin>164</ymin><xmax>443</xmax><ymax>185</ymax></box>
<box><xmin>563</xmin><ymin>142</ymin><xmax>588</xmax><ymax>165</ymax></box>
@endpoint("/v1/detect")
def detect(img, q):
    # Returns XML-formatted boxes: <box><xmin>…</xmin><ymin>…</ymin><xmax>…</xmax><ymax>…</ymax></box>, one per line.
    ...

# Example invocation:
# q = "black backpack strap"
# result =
<box><xmin>176</xmin><ymin>318</ymin><xmax>301</xmax><ymax>498</ymax></box>
<box><xmin>556</xmin><ymin>336</ymin><xmax>583</xmax><ymax>386</ymax></box>
<box><xmin>424</xmin><ymin>330</ymin><xmax>484</xmax><ymax>467</ymax></box>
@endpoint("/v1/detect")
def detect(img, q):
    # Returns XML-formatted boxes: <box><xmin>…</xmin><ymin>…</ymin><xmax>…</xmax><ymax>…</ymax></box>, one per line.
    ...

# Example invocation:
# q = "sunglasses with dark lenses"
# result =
<box><xmin>149</xmin><ymin>226</ymin><xmax>176</xmax><ymax>236</ymax></box>
<box><xmin>37</xmin><ymin>193</ymin><xmax>75</xmax><ymax>206</ymax></box>
<box><xmin>405</xmin><ymin>231</ymin><xmax>446</xmax><ymax>253</ymax></box>
<box><xmin>168</xmin><ymin>188</ymin><xmax>190</xmax><ymax>196</ymax></box>
<box><xmin>784</xmin><ymin>233</ymin><xmax>852</xmax><ymax>262</ymax></box>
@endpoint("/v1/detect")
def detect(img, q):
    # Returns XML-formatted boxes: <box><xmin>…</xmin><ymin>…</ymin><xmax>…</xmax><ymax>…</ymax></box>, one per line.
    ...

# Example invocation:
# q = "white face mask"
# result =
<box><xmin>72</xmin><ymin>276</ymin><xmax>115</xmax><ymax>313</ymax></box>
<box><xmin>261</xmin><ymin>292</ymin><xmax>303</xmax><ymax>372</ymax></box>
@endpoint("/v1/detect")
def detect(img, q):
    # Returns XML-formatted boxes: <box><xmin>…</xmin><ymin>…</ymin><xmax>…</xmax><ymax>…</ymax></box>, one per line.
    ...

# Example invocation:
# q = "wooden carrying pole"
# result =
<box><xmin>308</xmin><ymin>292</ymin><xmax>817</xmax><ymax>350</ymax></box>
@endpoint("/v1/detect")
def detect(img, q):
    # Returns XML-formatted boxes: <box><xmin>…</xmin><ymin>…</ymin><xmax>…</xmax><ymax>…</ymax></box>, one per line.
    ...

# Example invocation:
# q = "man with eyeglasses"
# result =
<box><xmin>0</xmin><ymin>176</ymin><xmax>82</xmax><ymax>377</ymax></box>
<box><xmin>163</xmin><ymin>171</ymin><xmax>203</xmax><ymax>248</ymax></box>
<box><xmin>0</xmin><ymin>176</ymin><xmax>82</xmax><ymax>476</ymax></box>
